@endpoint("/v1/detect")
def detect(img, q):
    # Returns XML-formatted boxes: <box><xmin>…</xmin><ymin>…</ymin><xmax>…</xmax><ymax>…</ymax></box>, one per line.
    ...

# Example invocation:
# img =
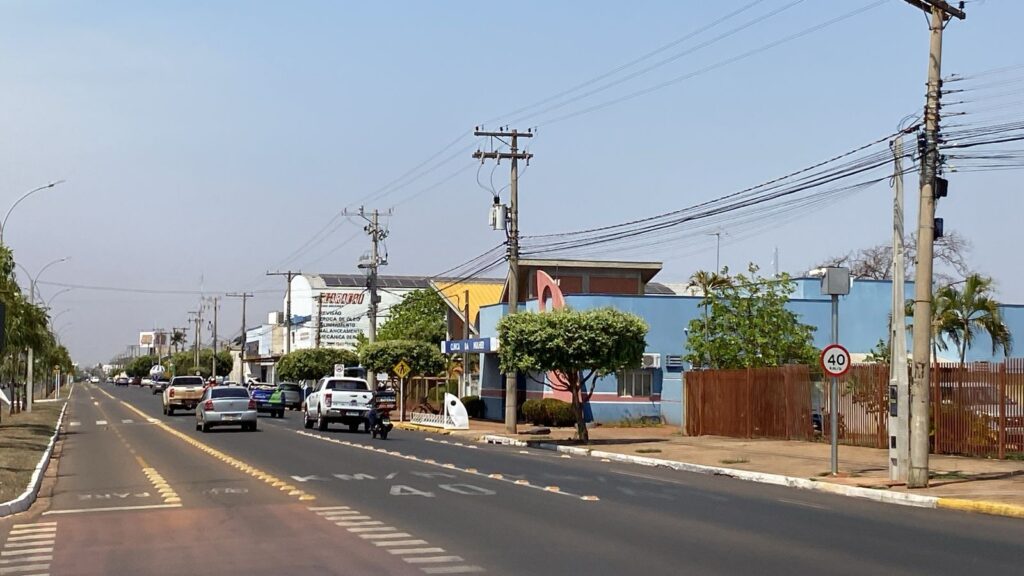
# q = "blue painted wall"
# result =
<box><xmin>477</xmin><ymin>279</ymin><xmax>1024</xmax><ymax>426</ymax></box>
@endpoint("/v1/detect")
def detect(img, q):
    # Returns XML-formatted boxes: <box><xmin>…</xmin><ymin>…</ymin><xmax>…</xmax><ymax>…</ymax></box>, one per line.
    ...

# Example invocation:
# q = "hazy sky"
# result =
<box><xmin>2</xmin><ymin>0</ymin><xmax>1021</xmax><ymax>365</ymax></box>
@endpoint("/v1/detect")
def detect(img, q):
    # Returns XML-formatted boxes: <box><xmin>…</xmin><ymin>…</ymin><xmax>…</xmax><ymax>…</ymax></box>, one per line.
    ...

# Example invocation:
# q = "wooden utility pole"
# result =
<box><xmin>226</xmin><ymin>292</ymin><xmax>253</xmax><ymax>383</ymax></box>
<box><xmin>474</xmin><ymin>127</ymin><xmax>533</xmax><ymax>434</ymax></box>
<box><xmin>346</xmin><ymin>206</ymin><xmax>392</xmax><ymax>389</ymax></box>
<box><xmin>266</xmin><ymin>271</ymin><xmax>301</xmax><ymax>356</ymax></box>
<box><xmin>903</xmin><ymin>0</ymin><xmax>965</xmax><ymax>489</ymax></box>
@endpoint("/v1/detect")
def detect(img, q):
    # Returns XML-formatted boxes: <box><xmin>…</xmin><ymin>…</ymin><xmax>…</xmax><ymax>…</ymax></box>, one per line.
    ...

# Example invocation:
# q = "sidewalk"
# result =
<box><xmin>402</xmin><ymin>418</ymin><xmax>1024</xmax><ymax>511</ymax></box>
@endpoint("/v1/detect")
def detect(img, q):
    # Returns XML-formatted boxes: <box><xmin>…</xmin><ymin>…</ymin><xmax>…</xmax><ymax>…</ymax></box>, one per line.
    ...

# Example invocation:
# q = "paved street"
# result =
<box><xmin>3</xmin><ymin>383</ymin><xmax>1024</xmax><ymax>575</ymax></box>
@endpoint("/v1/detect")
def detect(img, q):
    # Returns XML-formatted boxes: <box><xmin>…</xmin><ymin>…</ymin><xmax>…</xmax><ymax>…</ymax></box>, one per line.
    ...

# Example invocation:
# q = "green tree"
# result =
<box><xmin>170</xmin><ymin>330</ymin><xmax>187</xmax><ymax>352</ymax></box>
<box><xmin>498</xmin><ymin>308</ymin><xmax>648</xmax><ymax>443</ymax></box>
<box><xmin>360</xmin><ymin>340</ymin><xmax>445</xmax><ymax>379</ymax></box>
<box><xmin>126</xmin><ymin>355</ymin><xmax>158</xmax><ymax>378</ymax></box>
<box><xmin>277</xmin><ymin>347</ymin><xmax>359</xmax><ymax>381</ymax></box>
<box><xmin>939</xmin><ymin>274</ymin><xmax>1013</xmax><ymax>364</ymax></box>
<box><xmin>684</xmin><ymin>264</ymin><xmax>817</xmax><ymax>369</ymax></box>
<box><xmin>168</xmin><ymin>349</ymin><xmax>232</xmax><ymax>378</ymax></box>
<box><xmin>377</xmin><ymin>289</ymin><xmax>447</xmax><ymax>344</ymax></box>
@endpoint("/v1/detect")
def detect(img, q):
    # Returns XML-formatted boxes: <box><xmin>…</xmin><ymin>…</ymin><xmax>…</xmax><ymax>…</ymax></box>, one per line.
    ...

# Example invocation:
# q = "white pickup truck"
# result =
<box><xmin>302</xmin><ymin>377</ymin><xmax>373</xmax><ymax>432</ymax></box>
<box><xmin>163</xmin><ymin>375</ymin><xmax>206</xmax><ymax>415</ymax></box>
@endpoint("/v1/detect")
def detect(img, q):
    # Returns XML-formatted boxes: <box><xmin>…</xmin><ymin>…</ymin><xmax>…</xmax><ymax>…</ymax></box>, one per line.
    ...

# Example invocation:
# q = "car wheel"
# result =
<box><xmin>316</xmin><ymin>410</ymin><xmax>328</xmax><ymax>431</ymax></box>
<box><xmin>379</xmin><ymin>428</ymin><xmax>388</xmax><ymax>440</ymax></box>
<box><xmin>167</xmin><ymin>407</ymin><xmax>174</xmax><ymax>416</ymax></box>
<box><xmin>303</xmin><ymin>411</ymin><xmax>314</xmax><ymax>429</ymax></box>
<box><xmin>201</xmin><ymin>420</ymin><xmax>210</xmax><ymax>433</ymax></box>
<box><xmin>277</xmin><ymin>410</ymin><xmax>284</xmax><ymax>419</ymax></box>
<box><xmin>195</xmin><ymin>420</ymin><xmax>201</xmax><ymax>431</ymax></box>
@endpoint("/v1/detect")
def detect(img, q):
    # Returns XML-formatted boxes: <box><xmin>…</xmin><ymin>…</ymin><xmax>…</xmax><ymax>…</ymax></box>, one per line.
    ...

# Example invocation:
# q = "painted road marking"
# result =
<box><xmin>406</xmin><ymin>556</ymin><xmax>465</xmax><ymax>564</ymax></box>
<box><xmin>69</xmin><ymin>421</ymin><xmax>80</xmax><ymax>427</ymax></box>
<box><xmin>43</xmin><ymin>503</ymin><xmax>182</xmax><ymax>515</ymax></box>
<box><xmin>389</xmin><ymin>548</ymin><xmax>446</xmax><ymax>555</ymax></box>
<box><xmin>95</xmin><ymin>420</ymin><xmax>108</xmax><ymax>425</ymax></box>
<box><xmin>0</xmin><ymin>522</ymin><xmax>55</xmax><ymax>576</ymax></box>
<box><xmin>121</xmin><ymin>419</ymin><xmax>133</xmax><ymax>424</ymax></box>
<box><xmin>374</xmin><ymin>540</ymin><xmax>430</xmax><ymax>547</ymax></box>
<box><xmin>359</xmin><ymin>533</ymin><xmax>413</xmax><ymax>540</ymax></box>
<box><xmin>422</xmin><ymin>566</ymin><xmax>485</xmax><ymax>574</ymax></box>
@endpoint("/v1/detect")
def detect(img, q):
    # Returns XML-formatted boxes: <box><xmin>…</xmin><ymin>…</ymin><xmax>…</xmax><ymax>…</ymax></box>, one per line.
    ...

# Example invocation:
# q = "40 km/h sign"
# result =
<box><xmin>820</xmin><ymin>344</ymin><xmax>851</xmax><ymax>377</ymax></box>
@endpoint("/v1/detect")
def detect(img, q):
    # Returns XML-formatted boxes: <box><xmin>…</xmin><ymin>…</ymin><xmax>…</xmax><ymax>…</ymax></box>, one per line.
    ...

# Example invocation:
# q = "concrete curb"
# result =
<box><xmin>0</xmin><ymin>401</ymin><xmax>68</xmax><ymax>517</ymax></box>
<box><xmin>480</xmin><ymin>434</ymin><xmax>941</xmax><ymax>510</ymax></box>
<box><xmin>936</xmin><ymin>498</ymin><xmax>1024</xmax><ymax>518</ymax></box>
<box><xmin>394</xmin><ymin>422</ymin><xmax>454</xmax><ymax>435</ymax></box>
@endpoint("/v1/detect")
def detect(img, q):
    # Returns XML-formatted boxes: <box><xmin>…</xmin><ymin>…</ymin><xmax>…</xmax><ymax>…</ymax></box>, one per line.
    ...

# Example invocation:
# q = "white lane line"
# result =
<box><xmin>323</xmin><ymin>513</ymin><xmax>369</xmax><ymax>520</ymax></box>
<box><xmin>95</xmin><ymin>420</ymin><xmax>108</xmax><ymax>426</ymax></box>
<box><xmin>335</xmin><ymin>521</ymin><xmax>384</xmax><ymax>527</ymax></box>
<box><xmin>10</xmin><ymin>523</ymin><xmax>55</xmax><ymax>529</ymax></box>
<box><xmin>347</xmin><ymin>526</ymin><xmax>397</xmax><ymax>533</ymax></box>
<box><xmin>69</xmin><ymin>421</ymin><xmax>81</xmax><ymax>427</ymax></box>
<box><xmin>6</xmin><ymin>528</ymin><xmax>55</xmax><ymax>536</ymax></box>
<box><xmin>359</xmin><ymin>532</ymin><xmax>412</xmax><ymax>540</ymax></box>
<box><xmin>43</xmin><ymin>503</ymin><xmax>182</xmax><ymax>515</ymax></box>
<box><xmin>422</xmin><ymin>567</ymin><xmax>485</xmax><ymax>574</ymax></box>
<box><xmin>777</xmin><ymin>498</ymin><xmax>829</xmax><ymax>510</ymax></box>
<box><xmin>309</xmin><ymin>506</ymin><xmax>351</xmax><ymax>511</ymax></box>
<box><xmin>1</xmin><ymin>549</ymin><xmax>53</xmax><ymax>557</ymax></box>
<box><xmin>0</xmin><ymin>565</ymin><xmax>51</xmax><ymax>575</ymax></box>
<box><xmin>0</xmin><ymin>556</ymin><xmax>51</xmax><ymax>565</ymax></box>
<box><xmin>122</xmin><ymin>419</ymin><xmax>133</xmax><ymax>424</ymax></box>
<box><xmin>405</xmin><ymin>556</ymin><xmax>464</xmax><ymax>564</ymax></box>
<box><xmin>388</xmin><ymin>548</ymin><xmax>446</xmax><ymax>555</ymax></box>
<box><xmin>3</xmin><ymin>535</ymin><xmax>53</xmax><ymax>543</ymax></box>
<box><xmin>373</xmin><ymin>540</ymin><xmax>429</xmax><ymax>547</ymax></box>
<box><xmin>0</xmin><ymin>542</ymin><xmax>53</xmax><ymax>550</ymax></box>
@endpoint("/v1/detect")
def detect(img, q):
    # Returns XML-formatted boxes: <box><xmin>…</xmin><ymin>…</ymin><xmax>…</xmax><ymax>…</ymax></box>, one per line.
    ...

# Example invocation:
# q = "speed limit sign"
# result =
<box><xmin>820</xmin><ymin>344</ymin><xmax>851</xmax><ymax>377</ymax></box>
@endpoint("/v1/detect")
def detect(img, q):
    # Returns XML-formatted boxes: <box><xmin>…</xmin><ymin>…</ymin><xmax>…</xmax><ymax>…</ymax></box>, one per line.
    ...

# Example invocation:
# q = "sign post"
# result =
<box><xmin>394</xmin><ymin>360</ymin><xmax>411</xmax><ymax>422</ymax></box>
<box><xmin>820</xmin><ymin>343</ymin><xmax>851</xmax><ymax>475</ymax></box>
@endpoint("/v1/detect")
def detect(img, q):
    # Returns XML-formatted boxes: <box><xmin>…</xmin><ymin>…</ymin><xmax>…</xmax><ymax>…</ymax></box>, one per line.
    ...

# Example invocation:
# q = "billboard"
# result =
<box><xmin>139</xmin><ymin>331</ymin><xmax>155</xmax><ymax>349</ymax></box>
<box><xmin>312</xmin><ymin>289</ymin><xmax>405</xmax><ymax>350</ymax></box>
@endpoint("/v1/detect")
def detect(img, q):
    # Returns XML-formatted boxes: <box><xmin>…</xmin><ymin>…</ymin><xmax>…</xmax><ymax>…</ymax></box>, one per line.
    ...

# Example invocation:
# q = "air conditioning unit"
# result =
<box><xmin>641</xmin><ymin>353</ymin><xmax>661</xmax><ymax>369</ymax></box>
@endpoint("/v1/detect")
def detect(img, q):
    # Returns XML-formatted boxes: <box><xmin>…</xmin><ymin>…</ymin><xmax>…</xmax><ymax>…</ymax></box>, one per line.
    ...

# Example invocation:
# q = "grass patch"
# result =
<box><xmin>719</xmin><ymin>458</ymin><xmax>750</xmax><ymax>465</ymax></box>
<box><xmin>635</xmin><ymin>448</ymin><xmax>662</xmax><ymax>454</ymax></box>
<box><xmin>930</xmin><ymin>470</ymin><xmax>969</xmax><ymax>481</ymax></box>
<box><xmin>609</xmin><ymin>416</ymin><xmax>664</xmax><ymax>428</ymax></box>
<box><xmin>0</xmin><ymin>402</ymin><xmax>64</xmax><ymax>503</ymax></box>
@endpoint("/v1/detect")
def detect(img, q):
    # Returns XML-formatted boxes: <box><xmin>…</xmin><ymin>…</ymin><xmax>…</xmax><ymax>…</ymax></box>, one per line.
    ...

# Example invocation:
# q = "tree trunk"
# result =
<box><xmin>569</xmin><ymin>374</ymin><xmax>588</xmax><ymax>443</ymax></box>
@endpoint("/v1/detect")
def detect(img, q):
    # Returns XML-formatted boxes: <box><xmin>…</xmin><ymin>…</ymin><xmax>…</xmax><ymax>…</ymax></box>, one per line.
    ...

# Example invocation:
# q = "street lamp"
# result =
<box><xmin>16</xmin><ymin>256</ymin><xmax>69</xmax><ymax>413</ymax></box>
<box><xmin>45</xmin><ymin>287</ymin><xmax>73</xmax><ymax>309</ymax></box>
<box><xmin>1</xmin><ymin>180</ymin><xmax>66</xmax><ymax>245</ymax></box>
<box><xmin>16</xmin><ymin>257</ymin><xmax>70</xmax><ymax>304</ymax></box>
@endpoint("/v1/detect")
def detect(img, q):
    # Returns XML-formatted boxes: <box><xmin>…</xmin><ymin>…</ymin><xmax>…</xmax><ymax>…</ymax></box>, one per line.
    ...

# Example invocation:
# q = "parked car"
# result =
<box><xmin>163</xmin><ymin>376</ymin><xmax>205</xmax><ymax>415</ymax></box>
<box><xmin>195</xmin><ymin>386</ymin><xmax>257</xmax><ymax>432</ymax></box>
<box><xmin>278</xmin><ymin>382</ymin><xmax>303</xmax><ymax>410</ymax></box>
<box><xmin>141</xmin><ymin>377</ymin><xmax>153</xmax><ymax>388</ymax></box>
<box><xmin>114</xmin><ymin>376</ymin><xmax>129</xmax><ymax>386</ymax></box>
<box><xmin>90</xmin><ymin>376</ymin><xmax>100</xmax><ymax>384</ymax></box>
<box><xmin>302</xmin><ymin>377</ymin><xmax>373</xmax><ymax>432</ymax></box>
<box><xmin>130</xmin><ymin>376</ymin><xmax>142</xmax><ymax>386</ymax></box>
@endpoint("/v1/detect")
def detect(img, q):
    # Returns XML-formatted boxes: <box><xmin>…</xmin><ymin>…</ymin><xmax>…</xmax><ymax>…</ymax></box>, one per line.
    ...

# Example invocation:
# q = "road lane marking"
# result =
<box><xmin>3</xmin><ymin>536</ymin><xmax>51</xmax><ymax>543</ymax></box>
<box><xmin>359</xmin><ymin>533</ymin><xmax>413</xmax><ymax>540</ymax></box>
<box><xmin>122</xmin><ymin>419</ymin><xmax>133</xmax><ymax>424</ymax></box>
<box><xmin>406</xmin><ymin>556</ymin><xmax>464</xmax><ymax>564</ymax></box>
<box><xmin>43</xmin><ymin>503</ymin><xmax>182</xmax><ymax>515</ymax></box>
<box><xmin>0</xmin><ymin>523</ymin><xmax>55</xmax><ymax>576</ymax></box>
<box><xmin>69</xmin><ymin>421</ymin><xmax>80</xmax><ymax>427</ymax></box>
<box><xmin>1</xmin><ymin>549</ymin><xmax>53</xmax><ymax>557</ymax></box>
<box><xmin>309</xmin><ymin>506</ymin><xmax>350</xmax><ymax>511</ymax></box>
<box><xmin>0</xmin><ymin>556</ymin><xmax>51</xmax><ymax>565</ymax></box>
<box><xmin>6</xmin><ymin>528</ymin><xmax>54</xmax><ymax>536</ymax></box>
<box><xmin>373</xmin><ymin>540</ymin><xmax>429</xmax><ymax>547</ymax></box>
<box><xmin>347</xmin><ymin>526</ymin><xmax>398</xmax><ymax>533</ymax></box>
<box><xmin>422</xmin><ymin>567</ymin><xmax>485</xmax><ymax>574</ymax></box>
<box><xmin>1</xmin><ymin>542</ymin><xmax>53</xmax><ymax>549</ymax></box>
<box><xmin>0</xmin><ymin>563</ymin><xmax>50</xmax><ymax>574</ymax></box>
<box><xmin>9</xmin><ymin>524</ymin><xmax>54</xmax><ymax>529</ymax></box>
<box><xmin>388</xmin><ymin>548</ymin><xmax>446</xmax><ymax>555</ymax></box>
<box><xmin>335</xmin><ymin>521</ymin><xmax>384</xmax><ymax>527</ymax></box>
<box><xmin>95</xmin><ymin>420</ymin><xmax>107</xmax><ymax>425</ymax></box>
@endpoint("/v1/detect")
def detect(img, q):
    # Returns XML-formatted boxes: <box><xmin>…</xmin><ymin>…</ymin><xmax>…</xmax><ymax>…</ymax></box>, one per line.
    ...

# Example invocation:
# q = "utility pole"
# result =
<box><xmin>903</xmin><ymin>0</ymin><xmax>965</xmax><ymax>489</ymax></box>
<box><xmin>474</xmin><ymin>127</ymin><xmax>533</xmax><ymax>434</ymax></box>
<box><xmin>890</xmin><ymin>133</ymin><xmax>910</xmax><ymax>483</ymax></box>
<box><xmin>267</xmin><ymin>271</ymin><xmax>301</xmax><ymax>356</ymax></box>
<box><xmin>209</xmin><ymin>296</ymin><xmax>220</xmax><ymax>378</ymax></box>
<box><xmin>316</xmin><ymin>293</ymin><xmax>324</xmax><ymax>348</ymax></box>
<box><xmin>347</xmin><ymin>207</ymin><xmax>391</xmax><ymax>389</ymax></box>
<box><xmin>227</xmin><ymin>292</ymin><xmax>252</xmax><ymax>383</ymax></box>
<box><xmin>462</xmin><ymin>289</ymin><xmax>470</xmax><ymax>398</ymax></box>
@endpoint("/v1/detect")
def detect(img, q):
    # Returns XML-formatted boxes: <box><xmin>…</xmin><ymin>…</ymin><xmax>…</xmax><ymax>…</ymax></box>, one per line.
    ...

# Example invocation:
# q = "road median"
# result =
<box><xmin>0</xmin><ymin>400</ymin><xmax>68</xmax><ymax>516</ymax></box>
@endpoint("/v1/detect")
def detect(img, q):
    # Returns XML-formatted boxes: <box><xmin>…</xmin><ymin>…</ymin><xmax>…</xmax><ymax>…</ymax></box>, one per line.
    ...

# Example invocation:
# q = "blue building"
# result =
<box><xmin>475</xmin><ymin>261</ymin><xmax>1024</xmax><ymax>427</ymax></box>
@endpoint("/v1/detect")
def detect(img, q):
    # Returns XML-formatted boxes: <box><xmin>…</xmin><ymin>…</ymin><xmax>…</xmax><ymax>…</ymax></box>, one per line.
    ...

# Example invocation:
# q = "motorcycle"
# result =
<box><xmin>369</xmin><ymin>389</ymin><xmax>397</xmax><ymax>440</ymax></box>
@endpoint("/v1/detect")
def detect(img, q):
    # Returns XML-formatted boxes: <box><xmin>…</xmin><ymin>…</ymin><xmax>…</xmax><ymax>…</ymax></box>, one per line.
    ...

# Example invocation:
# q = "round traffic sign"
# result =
<box><xmin>820</xmin><ymin>344</ymin><xmax>851</xmax><ymax>377</ymax></box>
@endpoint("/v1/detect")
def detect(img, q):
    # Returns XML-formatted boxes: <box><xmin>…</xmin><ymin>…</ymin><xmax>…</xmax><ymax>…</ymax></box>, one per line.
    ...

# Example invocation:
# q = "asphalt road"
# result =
<box><xmin>2</xmin><ymin>382</ymin><xmax>1023</xmax><ymax>575</ymax></box>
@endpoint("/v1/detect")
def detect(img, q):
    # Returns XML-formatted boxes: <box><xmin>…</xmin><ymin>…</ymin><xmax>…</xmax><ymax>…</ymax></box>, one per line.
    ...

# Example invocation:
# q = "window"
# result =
<box><xmin>326</xmin><ymin>379</ymin><xmax>368</xmax><ymax>391</ymax></box>
<box><xmin>617</xmin><ymin>369</ymin><xmax>653</xmax><ymax>397</ymax></box>
<box><xmin>212</xmin><ymin>388</ymin><xmax>250</xmax><ymax>399</ymax></box>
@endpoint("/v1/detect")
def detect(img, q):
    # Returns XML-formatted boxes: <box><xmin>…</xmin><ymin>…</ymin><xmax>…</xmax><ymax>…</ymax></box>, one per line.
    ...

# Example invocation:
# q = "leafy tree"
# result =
<box><xmin>377</xmin><ymin>289</ymin><xmax>447</xmax><ymax>344</ymax></box>
<box><xmin>168</xmin><ymin>349</ymin><xmax>232</xmax><ymax>378</ymax></box>
<box><xmin>498</xmin><ymin>308</ymin><xmax>648</xmax><ymax>443</ymax></box>
<box><xmin>685</xmin><ymin>264</ymin><xmax>817</xmax><ymax>369</ymax></box>
<box><xmin>277</xmin><ymin>347</ymin><xmax>359</xmax><ymax>381</ymax></box>
<box><xmin>938</xmin><ymin>274</ymin><xmax>1013</xmax><ymax>364</ymax></box>
<box><xmin>170</xmin><ymin>330</ymin><xmax>187</xmax><ymax>352</ymax></box>
<box><xmin>360</xmin><ymin>340</ymin><xmax>445</xmax><ymax>379</ymax></box>
<box><xmin>126</xmin><ymin>355</ymin><xmax>158</xmax><ymax>378</ymax></box>
<box><xmin>864</xmin><ymin>338</ymin><xmax>891</xmax><ymax>364</ymax></box>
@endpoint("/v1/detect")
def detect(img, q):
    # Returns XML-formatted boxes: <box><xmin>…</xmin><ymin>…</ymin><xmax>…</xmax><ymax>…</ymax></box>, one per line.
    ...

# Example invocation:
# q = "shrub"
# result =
<box><xmin>461</xmin><ymin>395</ymin><xmax>486</xmax><ymax>419</ymax></box>
<box><xmin>521</xmin><ymin>398</ymin><xmax>575</xmax><ymax>427</ymax></box>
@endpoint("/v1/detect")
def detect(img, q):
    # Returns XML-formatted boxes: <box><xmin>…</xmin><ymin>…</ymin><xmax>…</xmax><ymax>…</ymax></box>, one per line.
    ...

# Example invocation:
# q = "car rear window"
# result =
<box><xmin>326</xmin><ymin>379</ymin><xmax>368</xmax><ymax>391</ymax></box>
<box><xmin>173</xmin><ymin>377</ymin><xmax>204</xmax><ymax>386</ymax></box>
<box><xmin>280</xmin><ymin>384</ymin><xmax>301</xmax><ymax>391</ymax></box>
<box><xmin>212</xmin><ymin>388</ymin><xmax>250</xmax><ymax>399</ymax></box>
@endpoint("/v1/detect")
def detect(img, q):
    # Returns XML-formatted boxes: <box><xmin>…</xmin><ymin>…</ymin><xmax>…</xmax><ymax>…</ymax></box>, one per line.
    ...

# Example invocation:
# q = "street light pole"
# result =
<box><xmin>1</xmin><ymin>181</ymin><xmax>66</xmax><ymax>245</ymax></box>
<box><xmin>19</xmin><ymin>257</ymin><xmax>69</xmax><ymax>413</ymax></box>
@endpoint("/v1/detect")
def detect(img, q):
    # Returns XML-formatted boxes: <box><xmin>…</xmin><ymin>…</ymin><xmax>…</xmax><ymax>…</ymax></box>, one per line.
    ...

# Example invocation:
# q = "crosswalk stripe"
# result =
<box><xmin>309</xmin><ymin>506</ymin><xmax>350</xmax><ymax>511</ymax></box>
<box><xmin>373</xmin><ymin>540</ymin><xmax>429</xmax><ymax>547</ymax></box>
<box><xmin>10</xmin><ymin>523</ymin><xmax>55</xmax><ymax>529</ymax></box>
<box><xmin>404</xmin><ymin>556</ymin><xmax>464</xmax><ymax>564</ymax></box>
<box><xmin>347</xmin><ymin>526</ymin><xmax>396</xmax><ymax>533</ymax></box>
<box><xmin>359</xmin><ymin>532</ymin><xmax>412</xmax><ymax>540</ymax></box>
<box><xmin>95</xmin><ymin>420</ymin><xmax>107</xmax><ymax>425</ymax></box>
<box><xmin>4</xmin><ymin>535</ymin><xmax>53</xmax><ymax>542</ymax></box>
<box><xmin>122</xmin><ymin>419</ymin><xmax>133</xmax><ymax>424</ymax></box>
<box><xmin>7</xmin><ymin>528</ymin><xmax>54</xmax><ymax>536</ymax></box>
<box><xmin>387</xmin><ymin>548</ymin><xmax>446</xmax><ymax>555</ymax></box>
<box><xmin>69</xmin><ymin>421</ymin><xmax>81</xmax><ymax>427</ymax></box>
<box><xmin>335</xmin><ymin>521</ymin><xmax>383</xmax><ymax>527</ymax></box>
<box><xmin>1</xmin><ymin>549</ymin><xmax>52</xmax><ymax>557</ymax></box>
<box><xmin>1</xmin><ymin>542</ymin><xmax>54</xmax><ymax>550</ymax></box>
<box><xmin>421</xmin><ymin>567</ymin><xmax>485</xmax><ymax>574</ymax></box>
<box><xmin>0</xmin><ymin>564</ymin><xmax>52</xmax><ymax>575</ymax></box>
<box><xmin>0</xmin><ymin>556</ymin><xmax>51</xmax><ymax>565</ymax></box>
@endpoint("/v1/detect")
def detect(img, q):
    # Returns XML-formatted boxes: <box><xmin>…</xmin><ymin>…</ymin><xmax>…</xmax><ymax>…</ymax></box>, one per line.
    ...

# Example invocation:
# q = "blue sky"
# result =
<box><xmin>2</xmin><ymin>0</ymin><xmax>1021</xmax><ymax>364</ymax></box>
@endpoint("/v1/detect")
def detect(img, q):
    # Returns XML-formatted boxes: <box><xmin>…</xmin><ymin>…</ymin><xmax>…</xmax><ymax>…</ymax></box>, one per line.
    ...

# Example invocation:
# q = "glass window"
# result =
<box><xmin>617</xmin><ymin>369</ymin><xmax>652</xmax><ymax>397</ymax></box>
<box><xmin>212</xmin><ymin>388</ymin><xmax>251</xmax><ymax>399</ymax></box>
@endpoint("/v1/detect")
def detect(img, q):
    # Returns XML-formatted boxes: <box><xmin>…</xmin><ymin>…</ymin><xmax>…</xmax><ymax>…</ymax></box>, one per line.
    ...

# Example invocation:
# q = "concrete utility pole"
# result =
<box><xmin>345</xmin><ymin>207</ymin><xmax>392</xmax><ymax>388</ymax></box>
<box><xmin>462</xmin><ymin>289</ymin><xmax>470</xmax><ymax>398</ymax></box>
<box><xmin>227</xmin><ymin>292</ymin><xmax>252</xmax><ymax>382</ymax></box>
<box><xmin>474</xmin><ymin>127</ymin><xmax>533</xmax><ymax>435</ymax></box>
<box><xmin>267</xmin><ymin>271</ymin><xmax>301</xmax><ymax>356</ymax></box>
<box><xmin>903</xmin><ymin>0</ymin><xmax>965</xmax><ymax>489</ymax></box>
<box><xmin>890</xmin><ymin>133</ymin><xmax>911</xmax><ymax>483</ymax></box>
<box><xmin>316</xmin><ymin>293</ymin><xmax>324</xmax><ymax>348</ymax></box>
<box><xmin>209</xmin><ymin>297</ymin><xmax>220</xmax><ymax>378</ymax></box>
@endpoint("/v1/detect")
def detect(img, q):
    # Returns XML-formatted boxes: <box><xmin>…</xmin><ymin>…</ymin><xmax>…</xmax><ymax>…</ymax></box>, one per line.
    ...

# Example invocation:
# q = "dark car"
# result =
<box><xmin>130</xmin><ymin>376</ymin><xmax>142</xmax><ymax>386</ymax></box>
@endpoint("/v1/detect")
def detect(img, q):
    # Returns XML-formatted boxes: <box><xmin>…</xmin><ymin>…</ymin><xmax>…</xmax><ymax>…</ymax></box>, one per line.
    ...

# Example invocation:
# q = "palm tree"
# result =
<box><xmin>687</xmin><ymin>269</ymin><xmax>733</xmax><ymax>368</ymax></box>
<box><xmin>906</xmin><ymin>290</ymin><xmax>957</xmax><ymax>364</ymax></box>
<box><xmin>939</xmin><ymin>274</ymin><xmax>1013</xmax><ymax>364</ymax></box>
<box><xmin>171</xmin><ymin>330</ymin><xmax>187</xmax><ymax>353</ymax></box>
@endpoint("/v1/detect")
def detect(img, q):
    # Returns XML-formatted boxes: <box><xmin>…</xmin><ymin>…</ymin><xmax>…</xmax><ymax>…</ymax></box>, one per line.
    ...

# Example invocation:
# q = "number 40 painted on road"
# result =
<box><xmin>820</xmin><ymin>344</ymin><xmax>851</xmax><ymax>377</ymax></box>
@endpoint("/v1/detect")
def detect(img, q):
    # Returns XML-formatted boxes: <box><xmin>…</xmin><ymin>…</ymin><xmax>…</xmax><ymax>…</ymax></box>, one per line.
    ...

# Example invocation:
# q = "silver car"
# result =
<box><xmin>195</xmin><ymin>386</ymin><xmax>258</xmax><ymax>432</ymax></box>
